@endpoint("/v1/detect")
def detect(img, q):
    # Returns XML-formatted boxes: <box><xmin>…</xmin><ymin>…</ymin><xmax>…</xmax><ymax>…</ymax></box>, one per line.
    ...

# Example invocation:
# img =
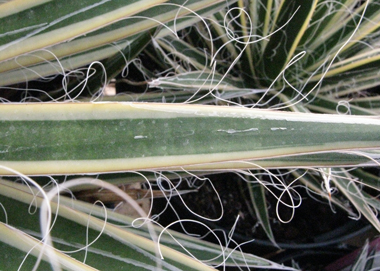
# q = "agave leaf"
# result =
<box><xmin>0</xmin><ymin>178</ymin><xmax>292</xmax><ymax>270</ymax></box>
<box><xmin>182</xmin><ymin>151</ymin><xmax>380</xmax><ymax>171</ymax></box>
<box><xmin>351</xmin><ymin>95</ymin><xmax>380</xmax><ymax>109</ymax></box>
<box><xmin>350</xmin><ymin>168</ymin><xmax>380</xmax><ymax>192</ymax></box>
<box><xmin>156</xmin><ymin>35</ymin><xmax>212</xmax><ymax>72</ymax></box>
<box><xmin>83</xmin><ymin>28</ymin><xmax>157</xmax><ymax>97</ymax></box>
<box><xmin>0</xmin><ymin>179</ymin><xmax>216</xmax><ymax>271</ymax></box>
<box><xmin>0</xmin><ymin>0</ymin><xmax>167</xmax><ymax>65</ymax></box>
<box><xmin>0</xmin><ymin>40</ymin><xmax>129</xmax><ymax>88</ymax></box>
<box><xmin>305</xmin><ymin>94</ymin><xmax>377</xmax><ymax>115</ymax></box>
<box><xmin>363</xmin><ymin>243</ymin><xmax>378</xmax><ymax>270</ymax></box>
<box><xmin>261</xmin><ymin>0</ymin><xmax>318</xmax><ymax>81</ymax></box>
<box><xmin>310</xmin><ymin>54</ymin><xmax>380</xmax><ymax>83</ymax></box>
<box><xmin>294</xmin><ymin>170</ymin><xmax>357</xmax><ymax>217</ymax></box>
<box><xmin>0</xmin><ymin>0</ymin><xmax>235</xmax><ymax>86</ymax></box>
<box><xmin>298</xmin><ymin>0</ymin><xmax>356</xmax><ymax>48</ymax></box>
<box><xmin>0</xmin><ymin>222</ymin><xmax>99</xmax><ymax>271</ymax></box>
<box><xmin>144</xmin><ymin>0</ymin><xmax>380</xmax><ymax>109</ymax></box>
<box><xmin>149</xmin><ymin>70</ymin><xmax>249</xmax><ymax>91</ymax></box>
<box><xmin>331</xmin><ymin>170</ymin><xmax>380</xmax><ymax>232</ymax></box>
<box><xmin>350</xmin><ymin>239</ymin><xmax>369</xmax><ymax>271</ymax></box>
<box><xmin>20</xmin><ymin>29</ymin><xmax>155</xmax><ymax>102</ymax></box>
<box><xmin>1</xmin><ymin>102</ymin><xmax>380</xmax><ymax>175</ymax></box>
<box><xmin>303</xmin><ymin>1</ymin><xmax>377</xmax><ymax>70</ymax></box>
<box><xmin>310</xmin><ymin>70</ymin><xmax>380</xmax><ymax>100</ymax></box>
<box><xmin>247</xmin><ymin>183</ymin><xmax>276</xmax><ymax>245</ymax></box>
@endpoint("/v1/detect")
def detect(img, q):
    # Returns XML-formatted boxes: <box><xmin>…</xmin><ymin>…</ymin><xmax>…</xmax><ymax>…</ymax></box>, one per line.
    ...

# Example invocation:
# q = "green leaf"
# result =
<box><xmin>0</xmin><ymin>178</ymin><xmax>291</xmax><ymax>270</ymax></box>
<box><xmin>1</xmin><ymin>103</ymin><xmax>380</xmax><ymax>175</ymax></box>
<box><xmin>350</xmin><ymin>239</ymin><xmax>369</xmax><ymax>271</ymax></box>
<box><xmin>261</xmin><ymin>0</ymin><xmax>318</xmax><ymax>82</ymax></box>
<box><xmin>247</xmin><ymin>183</ymin><xmax>276</xmax><ymax>244</ymax></box>
<box><xmin>0</xmin><ymin>0</ymin><xmax>235</xmax><ymax>87</ymax></box>
<box><xmin>331</xmin><ymin>170</ymin><xmax>380</xmax><ymax>232</ymax></box>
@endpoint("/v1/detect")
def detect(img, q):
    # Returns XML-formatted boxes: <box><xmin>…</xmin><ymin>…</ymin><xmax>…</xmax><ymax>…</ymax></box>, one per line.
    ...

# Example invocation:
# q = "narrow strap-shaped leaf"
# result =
<box><xmin>0</xmin><ymin>0</ymin><xmax>51</xmax><ymax>18</ymax></box>
<box><xmin>0</xmin><ymin>0</ymin><xmax>234</xmax><ymax>80</ymax></box>
<box><xmin>305</xmin><ymin>94</ymin><xmax>377</xmax><ymax>115</ymax></box>
<box><xmin>0</xmin><ymin>0</ymin><xmax>167</xmax><ymax>62</ymax></box>
<box><xmin>149</xmin><ymin>71</ymin><xmax>248</xmax><ymax>91</ymax></box>
<box><xmin>294</xmin><ymin>170</ymin><xmax>356</xmax><ymax>216</ymax></box>
<box><xmin>0</xmin><ymin>179</ymin><xmax>217</xmax><ymax>271</ymax></box>
<box><xmin>261</xmin><ymin>0</ymin><xmax>318</xmax><ymax>81</ymax></box>
<box><xmin>331</xmin><ymin>171</ymin><xmax>380</xmax><ymax>232</ymax></box>
<box><xmin>1</xmin><ymin>102</ymin><xmax>379</xmax><ymax>175</ymax></box>
<box><xmin>351</xmin><ymin>239</ymin><xmax>369</xmax><ymax>271</ymax></box>
<box><xmin>0</xmin><ymin>178</ymin><xmax>290</xmax><ymax>270</ymax></box>
<box><xmin>247</xmin><ymin>183</ymin><xmax>276</xmax><ymax>244</ymax></box>
<box><xmin>0</xmin><ymin>222</ymin><xmax>99</xmax><ymax>271</ymax></box>
<box><xmin>85</xmin><ymin>28</ymin><xmax>157</xmax><ymax>95</ymax></box>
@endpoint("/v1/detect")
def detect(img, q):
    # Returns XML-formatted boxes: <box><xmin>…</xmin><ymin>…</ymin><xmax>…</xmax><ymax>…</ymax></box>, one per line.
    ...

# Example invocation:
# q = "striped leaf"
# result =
<box><xmin>1</xmin><ymin>102</ymin><xmax>379</xmax><ymax>175</ymax></box>
<box><xmin>0</xmin><ymin>178</ymin><xmax>289</xmax><ymax>270</ymax></box>
<box><xmin>0</xmin><ymin>0</ymin><xmax>235</xmax><ymax>87</ymax></box>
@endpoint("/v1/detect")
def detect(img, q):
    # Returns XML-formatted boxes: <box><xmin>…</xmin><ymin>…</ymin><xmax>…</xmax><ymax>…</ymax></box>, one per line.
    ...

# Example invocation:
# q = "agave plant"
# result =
<box><xmin>1</xmin><ymin>0</ymin><xmax>380</xmax><ymax>270</ymax></box>
<box><xmin>133</xmin><ymin>0</ymin><xmax>380</xmax><ymax>242</ymax></box>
